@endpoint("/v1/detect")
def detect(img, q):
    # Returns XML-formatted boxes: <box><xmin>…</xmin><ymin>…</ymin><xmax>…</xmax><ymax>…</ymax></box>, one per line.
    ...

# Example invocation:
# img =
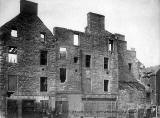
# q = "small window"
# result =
<box><xmin>74</xmin><ymin>57</ymin><xmax>78</xmax><ymax>63</ymax></box>
<box><xmin>109</xmin><ymin>40</ymin><xmax>113</xmax><ymax>51</ymax></box>
<box><xmin>11</xmin><ymin>30</ymin><xmax>17</xmax><ymax>37</ymax></box>
<box><xmin>60</xmin><ymin>68</ymin><xmax>66</xmax><ymax>83</ymax></box>
<box><xmin>40</xmin><ymin>77</ymin><xmax>47</xmax><ymax>92</ymax></box>
<box><xmin>40</xmin><ymin>33</ymin><xmax>45</xmax><ymax>42</ymax></box>
<box><xmin>128</xmin><ymin>63</ymin><xmax>132</xmax><ymax>71</ymax></box>
<box><xmin>85</xmin><ymin>55</ymin><xmax>91</xmax><ymax>67</ymax></box>
<box><xmin>104</xmin><ymin>57</ymin><xmax>109</xmax><ymax>69</ymax></box>
<box><xmin>8</xmin><ymin>75</ymin><xmax>17</xmax><ymax>91</ymax></box>
<box><xmin>40</xmin><ymin>51</ymin><xmax>47</xmax><ymax>65</ymax></box>
<box><xmin>146</xmin><ymin>92</ymin><xmax>151</xmax><ymax>99</ymax></box>
<box><xmin>73</xmin><ymin>34</ymin><xmax>79</xmax><ymax>46</ymax></box>
<box><xmin>104</xmin><ymin>80</ymin><xmax>109</xmax><ymax>92</ymax></box>
<box><xmin>8</xmin><ymin>46</ymin><xmax>17</xmax><ymax>63</ymax></box>
<box><xmin>60</xmin><ymin>47</ymin><xmax>67</xmax><ymax>59</ymax></box>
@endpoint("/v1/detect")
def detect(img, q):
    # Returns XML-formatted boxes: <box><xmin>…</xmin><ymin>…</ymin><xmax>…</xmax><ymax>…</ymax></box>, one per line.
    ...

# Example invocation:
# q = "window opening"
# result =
<box><xmin>104</xmin><ymin>80</ymin><xmax>109</xmax><ymax>92</ymax></box>
<box><xmin>40</xmin><ymin>77</ymin><xmax>47</xmax><ymax>92</ymax></box>
<box><xmin>40</xmin><ymin>51</ymin><xmax>47</xmax><ymax>65</ymax></box>
<box><xmin>8</xmin><ymin>46</ymin><xmax>17</xmax><ymax>63</ymax></box>
<box><xmin>85</xmin><ymin>55</ymin><xmax>91</xmax><ymax>67</ymax></box>
<box><xmin>60</xmin><ymin>68</ymin><xmax>66</xmax><ymax>83</ymax></box>
<box><xmin>73</xmin><ymin>34</ymin><xmax>79</xmax><ymax>46</ymax></box>
<box><xmin>104</xmin><ymin>57</ymin><xmax>109</xmax><ymax>69</ymax></box>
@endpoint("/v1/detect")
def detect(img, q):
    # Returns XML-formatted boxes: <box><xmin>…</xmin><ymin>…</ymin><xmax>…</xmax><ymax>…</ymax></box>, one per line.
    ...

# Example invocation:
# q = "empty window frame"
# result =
<box><xmin>85</xmin><ymin>55</ymin><xmax>91</xmax><ymax>67</ymax></box>
<box><xmin>73</xmin><ymin>34</ymin><xmax>79</xmax><ymax>46</ymax></box>
<box><xmin>8</xmin><ymin>75</ymin><xmax>17</xmax><ymax>91</ymax></box>
<box><xmin>40</xmin><ymin>77</ymin><xmax>47</xmax><ymax>92</ymax></box>
<box><xmin>40</xmin><ymin>32</ymin><xmax>45</xmax><ymax>42</ymax></box>
<box><xmin>74</xmin><ymin>57</ymin><xmax>78</xmax><ymax>63</ymax></box>
<box><xmin>8</xmin><ymin>46</ymin><xmax>17</xmax><ymax>63</ymax></box>
<box><xmin>128</xmin><ymin>63</ymin><xmax>132</xmax><ymax>71</ymax></box>
<box><xmin>104</xmin><ymin>57</ymin><xmax>109</xmax><ymax>69</ymax></box>
<box><xmin>109</xmin><ymin>40</ymin><xmax>113</xmax><ymax>51</ymax></box>
<box><xmin>59</xmin><ymin>47</ymin><xmax>67</xmax><ymax>59</ymax></box>
<box><xmin>40</xmin><ymin>51</ymin><xmax>47</xmax><ymax>65</ymax></box>
<box><xmin>146</xmin><ymin>92</ymin><xmax>151</xmax><ymax>99</ymax></box>
<box><xmin>60</xmin><ymin>68</ymin><xmax>66</xmax><ymax>83</ymax></box>
<box><xmin>11</xmin><ymin>29</ymin><xmax>17</xmax><ymax>37</ymax></box>
<box><xmin>104</xmin><ymin>80</ymin><xmax>109</xmax><ymax>92</ymax></box>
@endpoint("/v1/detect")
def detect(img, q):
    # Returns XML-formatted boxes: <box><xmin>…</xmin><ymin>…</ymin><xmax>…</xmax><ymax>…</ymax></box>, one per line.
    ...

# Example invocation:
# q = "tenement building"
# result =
<box><xmin>0</xmin><ymin>0</ymin><xmax>147</xmax><ymax>118</ymax></box>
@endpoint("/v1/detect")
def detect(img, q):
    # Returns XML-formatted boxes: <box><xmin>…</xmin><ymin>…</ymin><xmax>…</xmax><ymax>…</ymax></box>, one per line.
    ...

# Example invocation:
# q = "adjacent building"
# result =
<box><xmin>140</xmin><ymin>65</ymin><xmax>160</xmax><ymax>118</ymax></box>
<box><xmin>0</xmin><ymin>0</ymin><xmax>148</xmax><ymax>118</ymax></box>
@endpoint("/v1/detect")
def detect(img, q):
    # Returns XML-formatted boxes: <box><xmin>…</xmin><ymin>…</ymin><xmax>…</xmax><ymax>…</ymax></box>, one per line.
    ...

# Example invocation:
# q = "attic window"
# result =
<box><xmin>60</xmin><ymin>47</ymin><xmax>67</xmax><ymax>59</ymax></box>
<box><xmin>109</xmin><ymin>40</ymin><xmax>113</xmax><ymax>51</ymax></box>
<box><xmin>11</xmin><ymin>30</ymin><xmax>17</xmax><ymax>37</ymax></box>
<box><xmin>8</xmin><ymin>46</ymin><xmax>17</xmax><ymax>63</ymax></box>
<box><xmin>73</xmin><ymin>34</ymin><xmax>79</xmax><ymax>46</ymax></box>
<box><xmin>40</xmin><ymin>33</ymin><xmax>45</xmax><ymax>42</ymax></box>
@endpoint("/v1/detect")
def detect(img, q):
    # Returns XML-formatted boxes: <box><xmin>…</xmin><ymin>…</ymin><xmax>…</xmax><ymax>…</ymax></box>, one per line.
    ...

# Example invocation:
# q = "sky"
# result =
<box><xmin>0</xmin><ymin>0</ymin><xmax>160</xmax><ymax>67</ymax></box>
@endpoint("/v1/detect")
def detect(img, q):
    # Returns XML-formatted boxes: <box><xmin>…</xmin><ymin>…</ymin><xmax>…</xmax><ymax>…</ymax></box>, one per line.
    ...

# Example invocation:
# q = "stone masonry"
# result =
<box><xmin>0</xmin><ymin>0</ymin><xmax>147</xmax><ymax>118</ymax></box>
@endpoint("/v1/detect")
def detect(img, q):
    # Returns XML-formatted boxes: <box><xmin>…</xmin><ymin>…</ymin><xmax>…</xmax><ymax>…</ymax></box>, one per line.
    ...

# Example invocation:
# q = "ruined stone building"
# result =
<box><xmin>0</xmin><ymin>0</ymin><xmax>147</xmax><ymax>118</ymax></box>
<box><xmin>140</xmin><ymin>65</ymin><xmax>160</xmax><ymax>117</ymax></box>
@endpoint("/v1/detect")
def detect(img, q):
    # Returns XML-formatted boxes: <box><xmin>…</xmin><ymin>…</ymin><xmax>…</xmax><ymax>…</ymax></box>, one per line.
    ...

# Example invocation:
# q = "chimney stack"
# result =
<box><xmin>20</xmin><ymin>0</ymin><xmax>38</xmax><ymax>15</ymax></box>
<box><xmin>85</xmin><ymin>12</ymin><xmax>105</xmax><ymax>33</ymax></box>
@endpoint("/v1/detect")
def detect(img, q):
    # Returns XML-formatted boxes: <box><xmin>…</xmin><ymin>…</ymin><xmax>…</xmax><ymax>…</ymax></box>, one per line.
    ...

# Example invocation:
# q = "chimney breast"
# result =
<box><xmin>20</xmin><ymin>0</ymin><xmax>38</xmax><ymax>15</ymax></box>
<box><xmin>86</xmin><ymin>12</ymin><xmax>105</xmax><ymax>33</ymax></box>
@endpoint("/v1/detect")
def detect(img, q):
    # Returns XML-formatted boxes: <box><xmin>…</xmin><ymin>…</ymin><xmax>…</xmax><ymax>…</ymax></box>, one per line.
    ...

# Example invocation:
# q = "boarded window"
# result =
<box><xmin>8</xmin><ymin>46</ymin><xmax>17</xmax><ymax>63</ymax></box>
<box><xmin>85</xmin><ymin>78</ymin><xmax>91</xmax><ymax>93</ymax></box>
<box><xmin>128</xmin><ymin>63</ymin><xmax>132</xmax><ymax>71</ymax></box>
<box><xmin>85</xmin><ymin>55</ymin><xmax>91</xmax><ymax>67</ymax></box>
<box><xmin>109</xmin><ymin>40</ymin><xmax>113</xmax><ymax>51</ymax></box>
<box><xmin>8</xmin><ymin>75</ymin><xmax>17</xmax><ymax>91</ymax></box>
<box><xmin>11</xmin><ymin>29</ymin><xmax>17</xmax><ymax>37</ymax></box>
<box><xmin>74</xmin><ymin>57</ymin><xmax>78</xmax><ymax>63</ymax></box>
<box><xmin>60</xmin><ymin>47</ymin><xmax>67</xmax><ymax>59</ymax></box>
<box><xmin>104</xmin><ymin>57</ymin><xmax>109</xmax><ymax>69</ymax></box>
<box><xmin>60</xmin><ymin>68</ymin><xmax>66</xmax><ymax>83</ymax></box>
<box><xmin>104</xmin><ymin>80</ymin><xmax>109</xmax><ymax>92</ymax></box>
<box><xmin>40</xmin><ymin>77</ymin><xmax>47</xmax><ymax>92</ymax></box>
<box><xmin>40</xmin><ymin>51</ymin><xmax>47</xmax><ymax>65</ymax></box>
<box><xmin>73</xmin><ymin>34</ymin><xmax>79</xmax><ymax>46</ymax></box>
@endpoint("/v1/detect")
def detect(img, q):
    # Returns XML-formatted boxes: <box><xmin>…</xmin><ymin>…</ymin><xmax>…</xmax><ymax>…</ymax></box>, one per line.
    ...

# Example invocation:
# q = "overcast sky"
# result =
<box><xmin>0</xmin><ymin>0</ymin><xmax>160</xmax><ymax>67</ymax></box>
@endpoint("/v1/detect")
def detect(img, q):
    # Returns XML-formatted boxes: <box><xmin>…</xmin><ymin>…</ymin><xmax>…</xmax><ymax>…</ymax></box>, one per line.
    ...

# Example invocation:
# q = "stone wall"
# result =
<box><xmin>54</xmin><ymin>27</ymin><xmax>118</xmax><ymax>95</ymax></box>
<box><xmin>0</xmin><ymin>6</ymin><xmax>55</xmax><ymax>98</ymax></box>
